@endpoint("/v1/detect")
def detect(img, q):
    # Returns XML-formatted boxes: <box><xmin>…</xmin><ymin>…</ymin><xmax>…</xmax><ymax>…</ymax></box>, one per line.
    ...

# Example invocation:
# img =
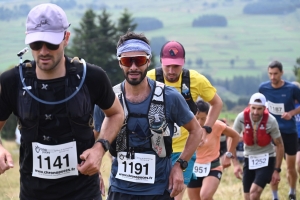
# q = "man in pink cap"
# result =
<box><xmin>147</xmin><ymin>41</ymin><xmax>223</xmax><ymax>200</ymax></box>
<box><xmin>0</xmin><ymin>3</ymin><xmax>124</xmax><ymax>200</ymax></box>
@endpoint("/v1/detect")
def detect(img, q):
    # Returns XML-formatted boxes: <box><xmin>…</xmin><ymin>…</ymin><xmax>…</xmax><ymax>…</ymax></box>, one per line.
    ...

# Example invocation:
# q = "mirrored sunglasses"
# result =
<box><xmin>118</xmin><ymin>55</ymin><xmax>150</xmax><ymax>67</ymax></box>
<box><xmin>29</xmin><ymin>41</ymin><xmax>61</xmax><ymax>51</ymax></box>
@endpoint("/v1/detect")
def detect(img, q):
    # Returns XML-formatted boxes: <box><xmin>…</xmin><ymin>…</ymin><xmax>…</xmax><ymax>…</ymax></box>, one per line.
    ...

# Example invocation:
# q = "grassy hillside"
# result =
<box><xmin>0</xmin><ymin>0</ymin><xmax>299</xmax><ymax>80</ymax></box>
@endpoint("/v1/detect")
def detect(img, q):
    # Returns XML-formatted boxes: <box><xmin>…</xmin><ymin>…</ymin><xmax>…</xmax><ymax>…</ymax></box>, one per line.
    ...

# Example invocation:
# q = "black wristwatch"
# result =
<box><xmin>274</xmin><ymin>168</ymin><xmax>281</xmax><ymax>173</ymax></box>
<box><xmin>176</xmin><ymin>158</ymin><xmax>188</xmax><ymax>171</ymax></box>
<box><xmin>96</xmin><ymin>139</ymin><xmax>110</xmax><ymax>152</ymax></box>
<box><xmin>202</xmin><ymin>126</ymin><xmax>212</xmax><ymax>134</ymax></box>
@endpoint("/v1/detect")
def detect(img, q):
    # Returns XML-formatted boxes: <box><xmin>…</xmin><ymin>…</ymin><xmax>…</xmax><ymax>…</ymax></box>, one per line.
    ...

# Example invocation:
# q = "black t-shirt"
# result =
<box><xmin>0</xmin><ymin>56</ymin><xmax>116</xmax><ymax>200</ymax></box>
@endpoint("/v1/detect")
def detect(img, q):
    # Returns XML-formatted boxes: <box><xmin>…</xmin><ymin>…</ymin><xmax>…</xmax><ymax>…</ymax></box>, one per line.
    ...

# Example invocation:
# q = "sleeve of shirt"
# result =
<box><xmin>93</xmin><ymin>105</ymin><xmax>105</xmax><ymax>132</ymax></box>
<box><xmin>190</xmin><ymin>70</ymin><xmax>216</xmax><ymax>102</ymax></box>
<box><xmin>268</xmin><ymin>114</ymin><xmax>281</xmax><ymax>139</ymax></box>
<box><xmin>233</xmin><ymin>112</ymin><xmax>244</xmax><ymax>135</ymax></box>
<box><xmin>165</xmin><ymin>86</ymin><xmax>194</xmax><ymax>127</ymax></box>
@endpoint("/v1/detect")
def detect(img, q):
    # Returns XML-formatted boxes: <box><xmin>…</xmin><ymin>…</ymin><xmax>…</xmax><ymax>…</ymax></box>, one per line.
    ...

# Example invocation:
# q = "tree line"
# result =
<box><xmin>1</xmin><ymin>8</ymin><xmax>299</xmax><ymax>140</ymax></box>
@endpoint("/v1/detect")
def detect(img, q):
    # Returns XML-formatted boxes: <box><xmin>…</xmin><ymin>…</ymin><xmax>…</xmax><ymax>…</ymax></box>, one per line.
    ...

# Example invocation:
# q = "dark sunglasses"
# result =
<box><xmin>117</xmin><ymin>55</ymin><xmax>150</xmax><ymax>67</ymax></box>
<box><xmin>29</xmin><ymin>42</ymin><xmax>61</xmax><ymax>51</ymax></box>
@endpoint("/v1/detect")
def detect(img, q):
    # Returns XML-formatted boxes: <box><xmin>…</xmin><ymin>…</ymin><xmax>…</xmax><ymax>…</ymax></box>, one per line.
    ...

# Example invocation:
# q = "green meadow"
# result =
<box><xmin>0</xmin><ymin>0</ymin><xmax>299</xmax><ymax>80</ymax></box>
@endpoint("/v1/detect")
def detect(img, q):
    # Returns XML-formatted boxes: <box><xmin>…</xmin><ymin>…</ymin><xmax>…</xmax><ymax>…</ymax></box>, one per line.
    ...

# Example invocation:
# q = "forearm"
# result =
<box><xmin>97</xmin><ymin>114</ymin><xmax>123</xmax><ymax>143</ymax></box>
<box><xmin>180</xmin><ymin>129</ymin><xmax>202</xmax><ymax>161</ymax></box>
<box><xmin>289</xmin><ymin>106</ymin><xmax>300</xmax><ymax>116</ymax></box>
<box><xmin>227</xmin><ymin>135</ymin><xmax>239</xmax><ymax>157</ymax></box>
<box><xmin>275</xmin><ymin>144</ymin><xmax>284</xmax><ymax>168</ymax></box>
<box><xmin>0</xmin><ymin>121</ymin><xmax>6</xmax><ymax>146</ymax></box>
<box><xmin>205</xmin><ymin>105</ymin><xmax>222</xmax><ymax>127</ymax></box>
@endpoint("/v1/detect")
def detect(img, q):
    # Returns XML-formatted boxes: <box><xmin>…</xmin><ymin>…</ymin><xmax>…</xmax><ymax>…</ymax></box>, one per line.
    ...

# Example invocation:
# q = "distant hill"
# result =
<box><xmin>0</xmin><ymin>0</ymin><xmax>299</xmax><ymax>81</ymax></box>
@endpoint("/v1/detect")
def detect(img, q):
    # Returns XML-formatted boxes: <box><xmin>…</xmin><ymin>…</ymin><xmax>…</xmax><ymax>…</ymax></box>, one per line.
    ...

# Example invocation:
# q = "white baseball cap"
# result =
<box><xmin>25</xmin><ymin>3</ymin><xmax>70</xmax><ymax>45</ymax></box>
<box><xmin>249</xmin><ymin>93</ymin><xmax>266</xmax><ymax>106</ymax></box>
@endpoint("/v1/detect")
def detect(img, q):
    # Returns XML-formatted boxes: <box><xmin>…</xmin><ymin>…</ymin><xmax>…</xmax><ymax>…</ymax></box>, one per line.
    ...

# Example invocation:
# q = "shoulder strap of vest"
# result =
<box><xmin>243</xmin><ymin>107</ymin><xmax>251</xmax><ymax>125</ymax></box>
<box><xmin>181</xmin><ymin>68</ymin><xmax>190</xmax><ymax>95</ymax></box>
<box><xmin>261</xmin><ymin>109</ymin><xmax>269</xmax><ymax>124</ymax></box>
<box><xmin>155</xmin><ymin>68</ymin><xmax>165</xmax><ymax>83</ymax></box>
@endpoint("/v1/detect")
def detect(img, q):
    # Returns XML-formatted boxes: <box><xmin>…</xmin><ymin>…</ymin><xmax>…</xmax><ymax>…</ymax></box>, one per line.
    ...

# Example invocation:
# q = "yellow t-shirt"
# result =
<box><xmin>147</xmin><ymin>68</ymin><xmax>217</xmax><ymax>152</ymax></box>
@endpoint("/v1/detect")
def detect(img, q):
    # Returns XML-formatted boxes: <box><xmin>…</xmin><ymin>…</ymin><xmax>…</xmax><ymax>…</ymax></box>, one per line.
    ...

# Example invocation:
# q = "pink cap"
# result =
<box><xmin>160</xmin><ymin>41</ymin><xmax>185</xmax><ymax>66</ymax></box>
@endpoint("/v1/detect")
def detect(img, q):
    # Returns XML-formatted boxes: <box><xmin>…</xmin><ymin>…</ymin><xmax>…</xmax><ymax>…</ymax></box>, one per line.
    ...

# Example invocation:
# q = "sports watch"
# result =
<box><xmin>96</xmin><ymin>139</ymin><xmax>110</xmax><ymax>152</ymax></box>
<box><xmin>274</xmin><ymin>168</ymin><xmax>281</xmax><ymax>173</ymax></box>
<box><xmin>176</xmin><ymin>158</ymin><xmax>188</xmax><ymax>171</ymax></box>
<box><xmin>225</xmin><ymin>152</ymin><xmax>235</xmax><ymax>159</ymax></box>
<box><xmin>202</xmin><ymin>126</ymin><xmax>212</xmax><ymax>134</ymax></box>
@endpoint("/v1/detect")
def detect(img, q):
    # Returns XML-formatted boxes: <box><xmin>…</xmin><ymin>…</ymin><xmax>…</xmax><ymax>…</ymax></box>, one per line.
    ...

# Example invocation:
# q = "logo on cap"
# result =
<box><xmin>169</xmin><ymin>48</ymin><xmax>179</xmax><ymax>56</ymax></box>
<box><xmin>35</xmin><ymin>19</ymin><xmax>50</xmax><ymax>29</ymax></box>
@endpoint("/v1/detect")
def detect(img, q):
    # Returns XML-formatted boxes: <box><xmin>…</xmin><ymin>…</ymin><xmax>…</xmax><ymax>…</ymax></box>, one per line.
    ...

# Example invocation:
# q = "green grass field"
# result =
<box><xmin>0</xmin><ymin>140</ymin><xmax>299</xmax><ymax>200</ymax></box>
<box><xmin>0</xmin><ymin>0</ymin><xmax>299</xmax><ymax>80</ymax></box>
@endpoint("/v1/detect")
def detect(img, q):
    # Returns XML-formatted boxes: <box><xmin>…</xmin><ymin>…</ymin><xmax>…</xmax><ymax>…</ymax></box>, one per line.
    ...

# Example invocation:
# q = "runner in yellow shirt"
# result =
<box><xmin>147</xmin><ymin>41</ymin><xmax>223</xmax><ymax>200</ymax></box>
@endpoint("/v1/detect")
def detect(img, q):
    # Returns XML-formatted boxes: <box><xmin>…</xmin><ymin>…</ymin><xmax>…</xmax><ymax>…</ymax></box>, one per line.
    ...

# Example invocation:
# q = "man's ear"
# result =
<box><xmin>64</xmin><ymin>31</ymin><xmax>71</xmax><ymax>47</ymax></box>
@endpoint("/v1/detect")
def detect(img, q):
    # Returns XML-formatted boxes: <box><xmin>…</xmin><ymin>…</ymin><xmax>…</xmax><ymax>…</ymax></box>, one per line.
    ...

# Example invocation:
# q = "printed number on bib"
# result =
<box><xmin>32</xmin><ymin>141</ymin><xmax>78</xmax><ymax>179</ymax></box>
<box><xmin>267</xmin><ymin>101</ymin><xmax>284</xmax><ymax>115</ymax></box>
<box><xmin>116</xmin><ymin>152</ymin><xmax>155</xmax><ymax>184</ymax></box>
<box><xmin>193</xmin><ymin>162</ymin><xmax>211</xmax><ymax>177</ymax></box>
<box><xmin>248</xmin><ymin>153</ymin><xmax>269</xmax><ymax>169</ymax></box>
<box><xmin>172</xmin><ymin>123</ymin><xmax>181</xmax><ymax>138</ymax></box>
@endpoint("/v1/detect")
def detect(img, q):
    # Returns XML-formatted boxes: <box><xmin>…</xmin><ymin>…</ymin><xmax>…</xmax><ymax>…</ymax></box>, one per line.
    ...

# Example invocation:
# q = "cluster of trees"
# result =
<box><xmin>0</xmin><ymin>4</ymin><xmax>30</xmax><ymax>21</ymax></box>
<box><xmin>243</xmin><ymin>0</ymin><xmax>297</xmax><ymax>15</ymax></box>
<box><xmin>66</xmin><ymin>9</ymin><xmax>156</xmax><ymax>85</ymax></box>
<box><xmin>192</xmin><ymin>15</ymin><xmax>228</xmax><ymax>27</ymax></box>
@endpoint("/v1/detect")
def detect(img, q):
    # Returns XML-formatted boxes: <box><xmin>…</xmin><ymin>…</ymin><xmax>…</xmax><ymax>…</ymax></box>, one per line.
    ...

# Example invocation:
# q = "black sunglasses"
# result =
<box><xmin>29</xmin><ymin>42</ymin><xmax>61</xmax><ymax>51</ymax></box>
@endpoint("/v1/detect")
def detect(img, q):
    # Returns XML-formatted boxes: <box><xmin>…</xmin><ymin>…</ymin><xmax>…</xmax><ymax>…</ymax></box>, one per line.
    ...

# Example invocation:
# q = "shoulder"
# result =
<box><xmin>259</xmin><ymin>81</ymin><xmax>270</xmax><ymax>89</ymax></box>
<box><xmin>188</xmin><ymin>69</ymin><xmax>206</xmax><ymax>79</ymax></box>
<box><xmin>147</xmin><ymin>68</ymin><xmax>156</xmax><ymax>79</ymax></box>
<box><xmin>267</xmin><ymin>113</ymin><xmax>277</xmax><ymax>123</ymax></box>
<box><xmin>0</xmin><ymin>67</ymin><xmax>19</xmax><ymax>86</ymax></box>
<box><xmin>214</xmin><ymin>120</ymin><xmax>227</xmax><ymax>130</ymax></box>
<box><xmin>236</xmin><ymin>112</ymin><xmax>245</xmax><ymax>121</ymax></box>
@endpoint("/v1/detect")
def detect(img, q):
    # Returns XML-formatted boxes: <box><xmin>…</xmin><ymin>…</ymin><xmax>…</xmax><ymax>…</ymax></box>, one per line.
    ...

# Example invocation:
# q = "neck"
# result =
<box><xmin>271</xmin><ymin>80</ymin><xmax>284</xmax><ymax>88</ymax></box>
<box><xmin>124</xmin><ymin>78</ymin><xmax>151</xmax><ymax>103</ymax></box>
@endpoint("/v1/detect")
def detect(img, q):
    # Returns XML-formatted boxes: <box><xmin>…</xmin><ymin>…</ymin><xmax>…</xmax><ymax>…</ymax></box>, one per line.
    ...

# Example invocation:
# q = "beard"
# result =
<box><xmin>124</xmin><ymin>69</ymin><xmax>147</xmax><ymax>85</ymax></box>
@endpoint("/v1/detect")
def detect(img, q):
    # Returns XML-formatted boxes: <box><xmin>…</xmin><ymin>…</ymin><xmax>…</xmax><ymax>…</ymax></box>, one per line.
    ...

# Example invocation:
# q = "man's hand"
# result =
<box><xmin>77</xmin><ymin>142</ymin><xmax>105</xmax><ymax>176</ymax></box>
<box><xmin>168</xmin><ymin>163</ymin><xmax>185</xmax><ymax>198</ymax></box>
<box><xmin>222</xmin><ymin>157</ymin><xmax>231</xmax><ymax>169</ymax></box>
<box><xmin>281</xmin><ymin>112</ymin><xmax>292</xmax><ymax>120</ymax></box>
<box><xmin>0</xmin><ymin>145</ymin><xmax>14</xmax><ymax>174</ymax></box>
<box><xmin>271</xmin><ymin>171</ymin><xmax>280</xmax><ymax>185</ymax></box>
<box><xmin>233</xmin><ymin>165</ymin><xmax>243</xmax><ymax>180</ymax></box>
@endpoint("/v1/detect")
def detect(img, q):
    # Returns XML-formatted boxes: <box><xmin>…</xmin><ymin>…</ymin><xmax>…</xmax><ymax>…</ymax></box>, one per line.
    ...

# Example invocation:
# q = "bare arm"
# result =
<box><xmin>283</xmin><ymin>106</ymin><xmax>300</xmax><ymax>120</ymax></box>
<box><xmin>169</xmin><ymin>116</ymin><xmax>202</xmax><ymax>197</ymax></box>
<box><xmin>271</xmin><ymin>136</ymin><xmax>284</xmax><ymax>184</ymax></box>
<box><xmin>222</xmin><ymin>126</ymin><xmax>240</xmax><ymax>168</ymax></box>
<box><xmin>78</xmin><ymin>96</ymin><xmax>124</xmax><ymax>176</ymax></box>
<box><xmin>0</xmin><ymin>120</ymin><xmax>14</xmax><ymax>174</ymax></box>
<box><xmin>204</xmin><ymin>93</ymin><xmax>223</xmax><ymax>127</ymax></box>
<box><xmin>273</xmin><ymin>136</ymin><xmax>284</xmax><ymax>169</ymax></box>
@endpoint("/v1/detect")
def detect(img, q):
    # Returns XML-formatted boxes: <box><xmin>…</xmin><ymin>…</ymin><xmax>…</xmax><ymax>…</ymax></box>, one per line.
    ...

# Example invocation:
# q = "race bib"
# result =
<box><xmin>193</xmin><ymin>162</ymin><xmax>211</xmax><ymax>177</ymax></box>
<box><xmin>172</xmin><ymin>123</ymin><xmax>181</xmax><ymax>138</ymax></box>
<box><xmin>267</xmin><ymin>101</ymin><xmax>285</xmax><ymax>115</ymax></box>
<box><xmin>248</xmin><ymin>153</ymin><xmax>269</xmax><ymax>169</ymax></box>
<box><xmin>32</xmin><ymin>141</ymin><xmax>78</xmax><ymax>179</ymax></box>
<box><xmin>116</xmin><ymin>152</ymin><xmax>155</xmax><ymax>184</ymax></box>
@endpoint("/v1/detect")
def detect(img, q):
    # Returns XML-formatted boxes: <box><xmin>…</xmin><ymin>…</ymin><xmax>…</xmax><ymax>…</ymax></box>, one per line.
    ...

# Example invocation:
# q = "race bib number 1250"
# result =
<box><xmin>32</xmin><ymin>141</ymin><xmax>78</xmax><ymax>179</ymax></box>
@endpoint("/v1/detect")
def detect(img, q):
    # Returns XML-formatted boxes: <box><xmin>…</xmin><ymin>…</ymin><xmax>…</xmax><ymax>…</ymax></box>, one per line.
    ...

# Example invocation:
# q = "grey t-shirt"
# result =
<box><xmin>233</xmin><ymin>111</ymin><xmax>281</xmax><ymax>157</ymax></box>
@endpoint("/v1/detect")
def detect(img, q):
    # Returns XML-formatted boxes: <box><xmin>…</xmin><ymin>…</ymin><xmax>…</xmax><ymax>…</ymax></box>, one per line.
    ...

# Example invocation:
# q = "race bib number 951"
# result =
<box><xmin>32</xmin><ymin>141</ymin><xmax>78</xmax><ymax>179</ymax></box>
<box><xmin>116</xmin><ymin>152</ymin><xmax>155</xmax><ymax>184</ymax></box>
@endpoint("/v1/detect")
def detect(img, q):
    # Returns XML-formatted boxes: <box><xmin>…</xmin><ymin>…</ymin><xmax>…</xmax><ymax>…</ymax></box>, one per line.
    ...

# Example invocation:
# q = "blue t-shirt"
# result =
<box><xmin>259</xmin><ymin>81</ymin><xmax>300</xmax><ymax>133</ymax></box>
<box><xmin>93</xmin><ymin>78</ymin><xmax>194</xmax><ymax>195</ymax></box>
<box><xmin>295</xmin><ymin>103</ymin><xmax>300</xmax><ymax>138</ymax></box>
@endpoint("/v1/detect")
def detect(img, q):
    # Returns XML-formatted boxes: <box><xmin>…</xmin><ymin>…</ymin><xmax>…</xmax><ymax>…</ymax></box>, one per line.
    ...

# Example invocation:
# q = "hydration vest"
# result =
<box><xmin>16</xmin><ymin>57</ymin><xmax>94</xmax><ymax>144</ymax></box>
<box><xmin>243</xmin><ymin>107</ymin><xmax>271</xmax><ymax>147</ymax></box>
<box><xmin>109</xmin><ymin>81</ymin><xmax>172</xmax><ymax>158</ymax></box>
<box><xmin>155</xmin><ymin>68</ymin><xmax>197</xmax><ymax>115</ymax></box>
